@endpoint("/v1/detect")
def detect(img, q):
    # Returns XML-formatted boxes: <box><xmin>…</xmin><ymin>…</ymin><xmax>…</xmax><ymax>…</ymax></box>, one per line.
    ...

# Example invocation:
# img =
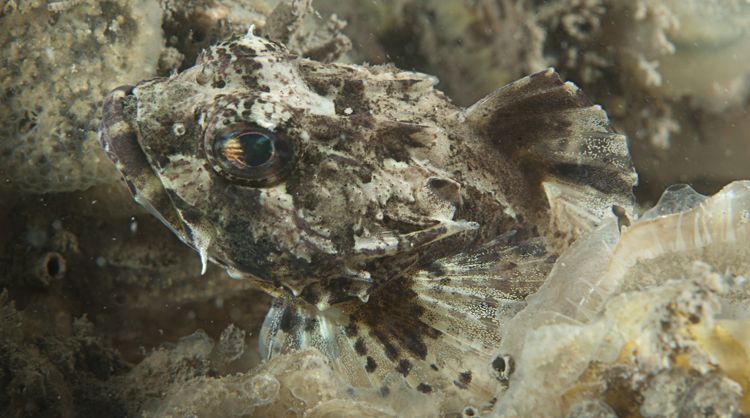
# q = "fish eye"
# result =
<box><xmin>206</xmin><ymin>126</ymin><xmax>292</xmax><ymax>187</ymax></box>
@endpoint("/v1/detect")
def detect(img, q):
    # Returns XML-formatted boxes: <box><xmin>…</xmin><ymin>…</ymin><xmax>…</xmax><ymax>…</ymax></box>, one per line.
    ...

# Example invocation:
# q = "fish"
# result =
<box><xmin>98</xmin><ymin>27</ymin><xmax>636</xmax><ymax>409</ymax></box>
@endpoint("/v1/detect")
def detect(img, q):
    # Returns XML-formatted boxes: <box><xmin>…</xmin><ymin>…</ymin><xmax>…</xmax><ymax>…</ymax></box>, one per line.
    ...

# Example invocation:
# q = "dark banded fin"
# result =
<box><xmin>465</xmin><ymin>68</ymin><xmax>637</xmax><ymax>249</ymax></box>
<box><xmin>259</xmin><ymin>232</ymin><xmax>553</xmax><ymax>412</ymax></box>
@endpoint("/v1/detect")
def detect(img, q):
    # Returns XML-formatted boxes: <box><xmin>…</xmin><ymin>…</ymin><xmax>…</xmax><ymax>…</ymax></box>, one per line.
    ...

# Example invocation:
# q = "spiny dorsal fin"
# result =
<box><xmin>465</xmin><ymin>68</ymin><xmax>637</xmax><ymax>249</ymax></box>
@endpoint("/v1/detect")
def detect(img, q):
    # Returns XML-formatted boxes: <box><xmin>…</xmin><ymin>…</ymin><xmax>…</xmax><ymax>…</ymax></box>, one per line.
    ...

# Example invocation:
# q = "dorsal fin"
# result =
<box><xmin>465</xmin><ymin>68</ymin><xmax>637</xmax><ymax>249</ymax></box>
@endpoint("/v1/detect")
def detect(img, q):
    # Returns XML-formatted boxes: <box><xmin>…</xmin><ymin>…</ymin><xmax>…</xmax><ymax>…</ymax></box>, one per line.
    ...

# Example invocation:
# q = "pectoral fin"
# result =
<box><xmin>259</xmin><ymin>232</ymin><xmax>554</xmax><ymax>412</ymax></box>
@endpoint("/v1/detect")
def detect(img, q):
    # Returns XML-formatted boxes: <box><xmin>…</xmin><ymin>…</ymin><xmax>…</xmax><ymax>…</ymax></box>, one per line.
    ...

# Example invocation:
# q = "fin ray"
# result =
<box><xmin>258</xmin><ymin>234</ymin><xmax>554</xmax><ymax>409</ymax></box>
<box><xmin>466</xmin><ymin>68</ymin><xmax>637</xmax><ymax>248</ymax></box>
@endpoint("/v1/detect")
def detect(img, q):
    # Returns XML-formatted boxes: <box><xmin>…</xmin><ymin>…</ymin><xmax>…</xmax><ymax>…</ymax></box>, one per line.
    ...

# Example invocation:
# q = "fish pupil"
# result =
<box><xmin>222</xmin><ymin>131</ymin><xmax>274</xmax><ymax>168</ymax></box>
<box><xmin>238</xmin><ymin>132</ymin><xmax>273</xmax><ymax>166</ymax></box>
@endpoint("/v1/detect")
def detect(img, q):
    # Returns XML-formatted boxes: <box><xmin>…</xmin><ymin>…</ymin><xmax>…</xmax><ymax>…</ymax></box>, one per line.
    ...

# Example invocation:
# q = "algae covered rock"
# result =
<box><xmin>0</xmin><ymin>0</ymin><xmax>164</xmax><ymax>193</ymax></box>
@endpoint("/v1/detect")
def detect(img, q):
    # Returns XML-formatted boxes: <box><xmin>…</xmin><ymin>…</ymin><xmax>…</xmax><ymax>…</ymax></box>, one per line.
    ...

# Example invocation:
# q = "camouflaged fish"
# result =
<box><xmin>99</xmin><ymin>27</ymin><xmax>636</xmax><ymax>409</ymax></box>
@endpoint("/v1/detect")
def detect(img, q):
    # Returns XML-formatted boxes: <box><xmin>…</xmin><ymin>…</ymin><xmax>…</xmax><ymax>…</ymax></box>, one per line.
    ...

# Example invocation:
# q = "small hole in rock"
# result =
<box><xmin>43</xmin><ymin>252</ymin><xmax>66</xmax><ymax>280</ymax></box>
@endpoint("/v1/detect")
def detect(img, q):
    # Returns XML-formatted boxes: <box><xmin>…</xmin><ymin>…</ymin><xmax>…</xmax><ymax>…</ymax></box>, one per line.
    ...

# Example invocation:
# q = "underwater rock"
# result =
<box><xmin>495</xmin><ymin>181</ymin><xmax>750</xmax><ymax>417</ymax></box>
<box><xmin>262</xmin><ymin>0</ymin><xmax>351</xmax><ymax>63</ymax></box>
<box><xmin>0</xmin><ymin>188</ymin><xmax>269</xmax><ymax>363</ymax></box>
<box><xmin>0</xmin><ymin>291</ymin><xmax>131</xmax><ymax>417</ymax></box>
<box><xmin>0</xmin><ymin>0</ymin><xmax>164</xmax><ymax>193</ymax></box>
<box><xmin>158</xmin><ymin>0</ymin><xmax>274</xmax><ymax>73</ymax></box>
<box><xmin>536</xmin><ymin>0</ymin><xmax>750</xmax><ymax>113</ymax></box>
<box><xmin>315</xmin><ymin>0</ymin><xmax>546</xmax><ymax>106</ymax></box>
<box><xmin>533</xmin><ymin>0</ymin><xmax>750</xmax><ymax>200</ymax></box>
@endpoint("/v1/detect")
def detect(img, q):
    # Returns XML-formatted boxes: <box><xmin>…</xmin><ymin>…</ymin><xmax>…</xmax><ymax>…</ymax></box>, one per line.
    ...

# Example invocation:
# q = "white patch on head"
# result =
<box><xmin>362</xmin><ymin>158</ymin><xmax>419</xmax><ymax>207</ymax></box>
<box><xmin>239</xmin><ymin>33</ymin><xmax>335</xmax><ymax>130</ymax></box>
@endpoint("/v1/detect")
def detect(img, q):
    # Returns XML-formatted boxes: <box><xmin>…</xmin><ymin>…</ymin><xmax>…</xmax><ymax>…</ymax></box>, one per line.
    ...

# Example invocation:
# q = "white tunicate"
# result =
<box><xmin>494</xmin><ymin>181</ymin><xmax>750</xmax><ymax>417</ymax></box>
<box><xmin>249</xmin><ymin>374</ymin><xmax>280</xmax><ymax>405</ymax></box>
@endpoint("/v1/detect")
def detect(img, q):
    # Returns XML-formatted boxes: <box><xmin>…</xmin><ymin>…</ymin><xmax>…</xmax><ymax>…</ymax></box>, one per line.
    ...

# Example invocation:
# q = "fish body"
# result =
<box><xmin>99</xmin><ymin>28</ymin><xmax>636</xmax><ymax>409</ymax></box>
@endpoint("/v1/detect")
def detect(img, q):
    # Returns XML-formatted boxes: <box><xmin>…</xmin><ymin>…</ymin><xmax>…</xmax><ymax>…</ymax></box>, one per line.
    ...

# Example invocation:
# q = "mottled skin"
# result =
<box><xmin>100</xmin><ymin>26</ymin><xmax>635</xmax><ymax>409</ymax></box>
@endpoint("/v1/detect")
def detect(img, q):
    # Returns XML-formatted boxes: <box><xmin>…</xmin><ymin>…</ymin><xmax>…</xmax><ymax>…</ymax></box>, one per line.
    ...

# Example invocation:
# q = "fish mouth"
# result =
<box><xmin>98</xmin><ymin>85</ymin><xmax>192</xmax><ymax>246</ymax></box>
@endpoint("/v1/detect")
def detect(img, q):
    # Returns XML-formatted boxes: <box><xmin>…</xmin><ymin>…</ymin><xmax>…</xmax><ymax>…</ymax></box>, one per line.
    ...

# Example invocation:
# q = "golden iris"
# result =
<box><xmin>207</xmin><ymin>125</ymin><xmax>292</xmax><ymax>187</ymax></box>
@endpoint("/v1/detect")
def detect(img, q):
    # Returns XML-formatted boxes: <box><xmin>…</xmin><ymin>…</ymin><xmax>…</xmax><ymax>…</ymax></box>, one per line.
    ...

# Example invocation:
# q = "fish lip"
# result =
<box><xmin>98</xmin><ymin>85</ymin><xmax>136</xmax><ymax>152</ymax></box>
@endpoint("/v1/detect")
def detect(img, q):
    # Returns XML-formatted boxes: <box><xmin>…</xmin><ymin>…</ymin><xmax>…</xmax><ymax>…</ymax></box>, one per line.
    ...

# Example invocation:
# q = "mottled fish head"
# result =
<box><xmin>98</xmin><ymin>30</ymin><xmax>478</xmax><ymax>307</ymax></box>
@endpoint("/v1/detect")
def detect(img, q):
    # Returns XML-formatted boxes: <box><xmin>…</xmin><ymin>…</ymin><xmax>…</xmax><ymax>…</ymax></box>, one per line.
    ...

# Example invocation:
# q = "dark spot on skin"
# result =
<box><xmin>545</xmin><ymin>255</ymin><xmax>558</xmax><ymax>264</ymax></box>
<box><xmin>379</xmin><ymin>385</ymin><xmax>390</xmax><ymax>397</ymax></box>
<box><xmin>430</xmin><ymin>364</ymin><xmax>439</xmax><ymax>371</ymax></box>
<box><xmin>279</xmin><ymin>308</ymin><xmax>299</xmax><ymax>332</ymax></box>
<box><xmin>333</xmin><ymin>79</ymin><xmax>369</xmax><ymax>115</ymax></box>
<box><xmin>379</xmin><ymin>335</ymin><xmax>400</xmax><ymax>361</ymax></box>
<box><xmin>493</xmin><ymin>355</ymin><xmax>515</xmax><ymax>381</ymax></box>
<box><xmin>354</xmin><ymin>338</ymin><xmax>367</xmax><ymax>356</ymax></box>
<box><xmin>285</xmin><ymin>149</ymin><xmax>325</xmax><ymax>212</ymax></box>
<box><xmin>300</xmin><ymin>285</ymin><xmax>321</xmax><ymax>306</ymax></box>
<box><xmin>305</xmin><ymin>77</ymin><xmax>331</xmax><ymax>96</ymax></box>
<box><xmin>454</xmin><ymin>371</ymin><xmax>472</xmax><ymax>389</ymax></box>
<box><xmin>356</xmin><ymin>170</ymin><xmax>372</xmax><ymax>184</ymax></box>
<box><xmin>516</xmin><ymin>241</ymin><xmax>547</xmax><ymax>257</ymax></box>
<box><xmin>463</xmin><ymin>406</ymin><xmax>477</xmax><ymax>417</ymax></box>
<box><xmin>220</xmin><ymin>213</ymin><xmax>279</xmax><ymax>278</ymax></box>
<box><xmin>553</xmin><ymin>163</ymin><xmax>634</xmax><ymax>198</ymax></box>
<box><xmin>416</xmin><ymin>383</ymin><xmax>432</xmax><ymax>393</ymax></box>
<box><xmin>213</xmin><ymin>79</ymin><xmax>226</xmax><ymax>88</ymax></box>
<box><xmin>425</xmin><ymin>262</ymin><xmax>446</xmax><ymax>276</ymax></box>
<box><xmin>396</xmin><ymin>359</ymin><xmax>412</xmax><ymax>377</ymax></box>
<box><xmin>365</xmin><ymin>356</ymin><xmax>377</xmax><ymax>373</ymax></box>
<box><xmin>426</xmin><ymin>177</ymin><xmax>462</xmax><ymax>206</ymax></box>
<box><xmin>501</xmin><ymin>262</ymin><xmax>518</xmax><ymax>271</ymax></box>
<box><xmin>373</xmin><ymin>123</ymin><xmax>425</xmax><ymax>162</ymax></box>
<box><xmin>242</xmin><ymin>75</ymin><xmax>259</xmax><ymax>89</ymax></box>
<box><xmin>304</xmin><ymin>317</ymin><xmax>318</xmax><ymax>332</ymax></box>
<box><xmin>492</xmin><ymin>356</ymin><xmax>506</xmax><ymax>373</ymax></box>
<box><xmin>345</xmin><ymin>322</ymin><xmax>358</xmax><ymax>337</ymax></box>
